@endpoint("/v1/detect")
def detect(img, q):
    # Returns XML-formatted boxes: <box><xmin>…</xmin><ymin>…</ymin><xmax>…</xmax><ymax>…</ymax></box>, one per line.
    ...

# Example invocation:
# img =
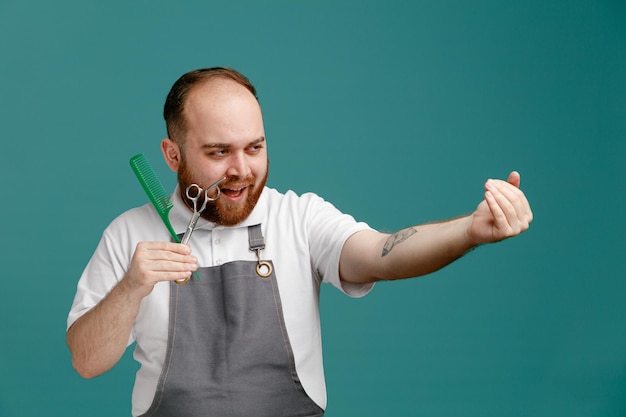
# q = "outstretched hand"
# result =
<box><xmin>468</xmin><ymin>171</ymin><xmax>533</xmax><ymax>245</ymax></box>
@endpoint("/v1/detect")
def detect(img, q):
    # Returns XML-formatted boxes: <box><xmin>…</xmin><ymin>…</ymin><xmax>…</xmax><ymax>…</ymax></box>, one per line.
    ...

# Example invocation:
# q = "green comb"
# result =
<box><xmin>130</xmin><ymin>153</ymin><xmax>199</xmax><ymax>282</ymax></box>
<box><xmin>130</xmin><ymin>153</ymin><xmax>180</xmax><ymax>243</ymax></box>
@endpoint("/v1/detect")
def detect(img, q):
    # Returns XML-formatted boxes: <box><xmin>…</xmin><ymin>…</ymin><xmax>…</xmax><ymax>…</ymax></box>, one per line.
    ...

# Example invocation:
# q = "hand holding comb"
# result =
<box><xmin>129</xmin><ymin>153</ymin><xmax>199</xmax><ymax>284</ymax></box>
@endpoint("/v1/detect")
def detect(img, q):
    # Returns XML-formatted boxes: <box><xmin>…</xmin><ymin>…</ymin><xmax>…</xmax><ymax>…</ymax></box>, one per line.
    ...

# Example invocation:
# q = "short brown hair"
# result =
<box><xmin>163</xmin><ymin>67</ymin><xmax>258</xmax><ymax>144</ymax></box>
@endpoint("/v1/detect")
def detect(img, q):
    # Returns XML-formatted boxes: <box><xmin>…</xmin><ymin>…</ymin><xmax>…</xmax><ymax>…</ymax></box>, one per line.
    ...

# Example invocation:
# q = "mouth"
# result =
<box><xmin>220</xmin><ymin>184</ymin><xmax>250</xmax><ymax>202</ymax></box>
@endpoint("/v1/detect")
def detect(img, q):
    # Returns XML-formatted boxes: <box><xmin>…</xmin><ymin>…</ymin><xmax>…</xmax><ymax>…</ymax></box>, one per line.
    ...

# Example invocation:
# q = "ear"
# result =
<box><xmin>161</xmin><ymin>138</ymin><xmax>181</xmax><ymax>172</ymax></box>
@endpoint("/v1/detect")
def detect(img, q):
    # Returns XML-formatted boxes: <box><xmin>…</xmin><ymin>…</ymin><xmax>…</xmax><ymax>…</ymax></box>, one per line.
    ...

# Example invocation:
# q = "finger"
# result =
<box><xmin>162</xmin><ymin>270</ymin><xmax>196</xmax><ymax>282</ymax></box>
<box><xmin>135</xmin><ymin>260</ymin><xmax>196</xmax><ymax>286</ymax></box>
<box><xmin>484</xmin><ymin>190</ymin><xmax>512</xmax><ymax>239</ymax></box>
<box><xmin>149</xmin><ymin>257</ymin><xmax>197</xmax><ymax>271</ymax></box>
<box><xmin>507</xmin><ymin>171</ymin><xmax>521</xmax><ymax>188</ymax></box>
<box><xmin>144</xmin><ymin>241</ymin><xmax>193</xmax><ymax>255</ymax></box>
<box><xmin>489</xmin><ymin>179</ymin><xmax>533</xmax><ymax>226</ymax></box>
<box><xmin>484</xmin><ymin>187</ymin><xmax>514</xmax><ymax>232</ymax></box>
<box><xmin>145</xmin><ymin>248</ymin><xmax>197</xmax><ymax>264</ymax></box>
<box><xmin>134</xmin><ymin>241</ymin><xmax>195</xmax><ymax>263</ymax></box>
<box><xmin>486</xmin><ymin>181</ymin><xmax>531</xmax><ymax>233</ymax></box>
<box><xmin>133</xmin><ymin>243</ymin><xmax>197</xmax><ymax>275</ymax></box>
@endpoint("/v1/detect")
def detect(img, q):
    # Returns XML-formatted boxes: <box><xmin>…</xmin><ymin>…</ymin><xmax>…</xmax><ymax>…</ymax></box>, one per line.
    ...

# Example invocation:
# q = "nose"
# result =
<box><xmin>225</xmin><ymin>152</ymin><xmax>251</xmax><ymax>178</ymax></box>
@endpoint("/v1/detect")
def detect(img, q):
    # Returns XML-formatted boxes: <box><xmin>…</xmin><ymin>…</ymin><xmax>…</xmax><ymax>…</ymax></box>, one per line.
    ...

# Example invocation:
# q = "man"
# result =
<box><xmin>67</xmin><ymin>67</ymin><xmax>532</xmax><ymax>417</ymax></box>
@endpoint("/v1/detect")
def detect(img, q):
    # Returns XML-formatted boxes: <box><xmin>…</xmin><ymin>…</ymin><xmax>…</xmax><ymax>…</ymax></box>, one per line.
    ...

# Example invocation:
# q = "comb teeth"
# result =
<box><xmin>154</xmin><ymin>195</ymin><xmax>174</xmax><ymax>211</ymax></box>
<box><xmin>130</xmin><ymin>154</ymin><xmax>173</xmax><ymax>212</ymax></box>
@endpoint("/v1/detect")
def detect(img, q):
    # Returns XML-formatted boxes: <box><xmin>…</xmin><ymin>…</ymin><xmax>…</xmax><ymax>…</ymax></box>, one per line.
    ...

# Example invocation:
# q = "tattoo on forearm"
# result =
<box><xmin>381</xmin><ymin>227</ymin><xmax>417</xmax><ymax>257</ymax></box>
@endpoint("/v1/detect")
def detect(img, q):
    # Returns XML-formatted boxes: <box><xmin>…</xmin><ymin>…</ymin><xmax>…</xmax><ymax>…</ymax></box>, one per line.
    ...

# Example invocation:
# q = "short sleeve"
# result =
<box><xmin>303</xmin><ymin>193</ymin><xmax>375</xmax><ymax>297</ymax></box>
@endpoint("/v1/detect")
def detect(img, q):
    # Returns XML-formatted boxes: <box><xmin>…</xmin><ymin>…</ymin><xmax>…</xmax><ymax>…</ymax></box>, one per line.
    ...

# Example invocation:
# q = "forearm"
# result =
<box><xmin>341</xmin><ymin>215</ymin><xmax>477</xmax><ymax>283</ymax></box>
<box><xmin>66</xmin><ymin>277</ymin><xmax>144</xmax><ymax>379</ymax></box>
<box><xmin>340</xmin><ymin>173</ymin><xmax>532</xmax><ymax>284</ymax></box>
<box><xmin>380</xmin><ymin>215</ymin><xmax>476</xmax><ymax>280</ymax></box>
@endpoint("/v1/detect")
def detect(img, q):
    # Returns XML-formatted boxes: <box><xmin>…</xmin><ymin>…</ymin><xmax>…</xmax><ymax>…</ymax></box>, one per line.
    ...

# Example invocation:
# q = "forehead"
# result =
<box><xmin>186</xmin><ymin>77</ymin><xmax>256</xmax><ymax>111</ymax></box>
<box><xmin>183</xmin><ymin>78</ymin><xmax>264</xmax><ymax>141</ymax></box>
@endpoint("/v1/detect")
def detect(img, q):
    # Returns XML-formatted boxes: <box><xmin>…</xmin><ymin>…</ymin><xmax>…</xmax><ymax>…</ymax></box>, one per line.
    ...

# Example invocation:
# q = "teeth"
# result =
<box><xmin>223</xmin><ymin>186</ymin><xmax>246</xmax><ymax>194</ymax></box>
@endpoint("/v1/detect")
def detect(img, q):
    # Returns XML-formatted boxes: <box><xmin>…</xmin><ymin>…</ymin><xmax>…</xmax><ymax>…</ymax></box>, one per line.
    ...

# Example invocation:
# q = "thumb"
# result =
<box><xmin>507</xmin><ymin>171</ymin><xmax>521</xmax><ymax>188</ymax></box>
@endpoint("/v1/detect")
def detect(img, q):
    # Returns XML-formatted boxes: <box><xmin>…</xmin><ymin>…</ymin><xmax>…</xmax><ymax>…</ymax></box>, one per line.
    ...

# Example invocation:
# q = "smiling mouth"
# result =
<box><xmin>220</xmin><ymin>185</ymin><xmax>248</xmax><ymax>199</ymax></box>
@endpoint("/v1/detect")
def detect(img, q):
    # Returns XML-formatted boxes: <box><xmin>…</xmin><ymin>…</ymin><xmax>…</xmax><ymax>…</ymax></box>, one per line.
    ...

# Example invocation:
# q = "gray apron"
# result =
<box><xmin>139</xmin><ymin>224</ymin><xmax>324</xmax><ymax>417</ymax></box>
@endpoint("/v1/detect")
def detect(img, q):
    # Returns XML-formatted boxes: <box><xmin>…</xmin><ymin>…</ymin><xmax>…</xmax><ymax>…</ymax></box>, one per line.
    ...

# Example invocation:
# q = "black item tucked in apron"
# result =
<box><xmin>140</xmin><ymin>224</ymin><xmax>324</xmax><ymax>417</ymax></box>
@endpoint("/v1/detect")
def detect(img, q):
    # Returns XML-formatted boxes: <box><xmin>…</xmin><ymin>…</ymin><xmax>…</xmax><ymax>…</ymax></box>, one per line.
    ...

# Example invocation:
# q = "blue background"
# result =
<box><xmin>1</xmin><ymin>1</ymin><xmax>625</xmax><ymax>415</ymax></box>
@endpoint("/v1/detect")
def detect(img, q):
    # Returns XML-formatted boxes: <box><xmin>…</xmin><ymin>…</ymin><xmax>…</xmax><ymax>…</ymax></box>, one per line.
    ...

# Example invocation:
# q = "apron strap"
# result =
<box><xmin>248</xmin><ymin>224</ymin><xmax>273</xmax><ymax>278</ymax></box>
<box><xmin>248</xmin><ymin>223</ymin><xmax>265</xmax><ymax>251</ymax></box>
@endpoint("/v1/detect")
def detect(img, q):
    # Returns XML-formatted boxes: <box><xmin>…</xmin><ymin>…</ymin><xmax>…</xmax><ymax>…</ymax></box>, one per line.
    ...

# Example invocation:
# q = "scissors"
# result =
<box><xmin>180</xmin><ymin>177</ymin><xmax>227</xmax><ymax>245</ymax></box>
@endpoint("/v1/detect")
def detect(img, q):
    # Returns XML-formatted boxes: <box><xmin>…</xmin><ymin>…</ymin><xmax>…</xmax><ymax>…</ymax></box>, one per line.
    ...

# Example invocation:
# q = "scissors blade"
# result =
<box><xmin>180</xmin><ymin>212</ymin><xmax>201</xmax><ymax>245</ymax></box>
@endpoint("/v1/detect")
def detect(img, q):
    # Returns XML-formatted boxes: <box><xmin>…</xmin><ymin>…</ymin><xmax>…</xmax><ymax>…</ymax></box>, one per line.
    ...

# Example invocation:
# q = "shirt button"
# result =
<box><xmin>214</xmin><ymin>239</ymin><xmax>221</xmax><ymax>245</ymax></box>
<box><xmin>216</xmin><ymin>259</ymin><xmax>223</xmax><ymax>265</ymax></box>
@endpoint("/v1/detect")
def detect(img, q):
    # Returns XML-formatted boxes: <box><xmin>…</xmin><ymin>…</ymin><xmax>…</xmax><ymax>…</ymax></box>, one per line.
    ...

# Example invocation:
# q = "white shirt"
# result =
<box><xmin>67</xmin><ymin>186</ymin><xmax>373</xmax><ymax>416</ymax></box>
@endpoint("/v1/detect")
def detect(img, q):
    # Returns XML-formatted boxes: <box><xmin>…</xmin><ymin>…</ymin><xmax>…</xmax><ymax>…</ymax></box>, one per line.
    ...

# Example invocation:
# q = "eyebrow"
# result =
<box><xmin>202</xmin><ymin>137</ymin><xmax>266</xmax><ymax>149</ymax></box>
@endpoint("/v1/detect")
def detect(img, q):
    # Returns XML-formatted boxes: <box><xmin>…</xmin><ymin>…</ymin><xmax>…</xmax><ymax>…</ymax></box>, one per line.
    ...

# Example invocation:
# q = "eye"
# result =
<box><xmin>209</xmin><ymin>149</ymin><xmax>228</xmax><ymax>157</ymax></box>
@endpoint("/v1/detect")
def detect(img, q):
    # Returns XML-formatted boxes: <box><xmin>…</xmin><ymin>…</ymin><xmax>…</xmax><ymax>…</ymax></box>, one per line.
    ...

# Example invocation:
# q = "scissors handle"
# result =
<box><xmin>180</xmin><ymin>177</ymin><xmax>227</xmax><ymax>247</ymax></box>
<box><xmin>205</xmin><ymin>177</ymin><xmax>227</xmax><ymax>201</ymax></box>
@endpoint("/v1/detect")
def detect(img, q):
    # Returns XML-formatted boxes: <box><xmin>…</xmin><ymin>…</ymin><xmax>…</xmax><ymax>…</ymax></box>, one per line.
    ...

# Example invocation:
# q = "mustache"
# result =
<box><xmin>218</xmin><ymin>175</ymin><xmax>256</xmax><ymax>189</ymax></box>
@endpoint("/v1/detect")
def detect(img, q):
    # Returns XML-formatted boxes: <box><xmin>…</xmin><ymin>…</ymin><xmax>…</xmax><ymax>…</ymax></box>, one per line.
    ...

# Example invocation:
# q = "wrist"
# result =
<box><xmin>119</xmin><ymin>273</ymin><xmax>152</xmax><ymax>302</ymax></box>
<box><xmin>460</xmin><ymin>214</ymin><xmax>481</xmax><ymax>249</ymax></box>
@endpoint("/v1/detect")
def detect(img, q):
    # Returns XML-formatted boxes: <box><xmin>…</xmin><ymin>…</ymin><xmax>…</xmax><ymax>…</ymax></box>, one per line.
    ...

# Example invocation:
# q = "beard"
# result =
<box><xmin>177</xmin><ymin>158</ymin><xmax>268</xmax><ymax>226</ymax></box>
